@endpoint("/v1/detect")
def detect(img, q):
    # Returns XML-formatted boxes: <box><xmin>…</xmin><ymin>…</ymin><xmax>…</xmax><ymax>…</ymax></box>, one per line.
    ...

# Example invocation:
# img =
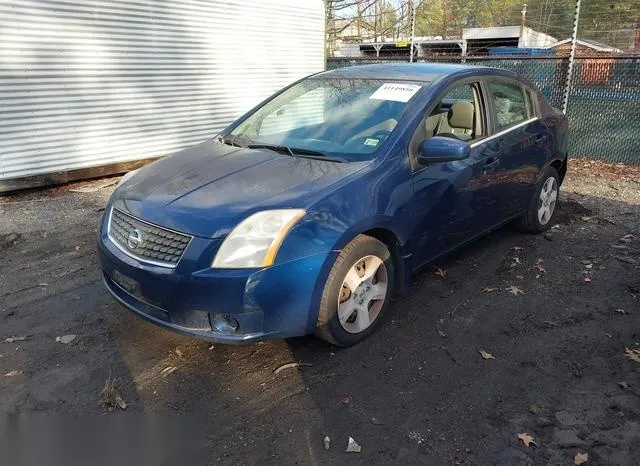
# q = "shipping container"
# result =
<box><xmin>0</xmin><ymin>0</ymin><xmax>325</xmax><ymax>192</ymax></box>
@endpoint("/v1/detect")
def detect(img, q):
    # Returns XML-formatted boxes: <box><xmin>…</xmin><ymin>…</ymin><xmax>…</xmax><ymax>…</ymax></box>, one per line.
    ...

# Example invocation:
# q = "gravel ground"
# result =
<box><xmin>0</xmin><ymin>163</ymin><xmax>639</xmax><ymax>465</ymax></box>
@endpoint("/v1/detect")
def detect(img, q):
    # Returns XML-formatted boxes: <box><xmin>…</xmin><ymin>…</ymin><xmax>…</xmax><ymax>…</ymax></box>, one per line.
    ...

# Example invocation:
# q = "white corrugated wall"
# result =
<box><xmin>0</xmin><ymin>0</ymin><xmax>325</xmax><ymax>183</ymax></box>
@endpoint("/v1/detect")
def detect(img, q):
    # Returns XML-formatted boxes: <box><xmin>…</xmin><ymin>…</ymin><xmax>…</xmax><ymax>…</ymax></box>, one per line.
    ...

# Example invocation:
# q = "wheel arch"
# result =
<box><xmin>333</xmin><ymin>222</ymin><xmax>410</xmax><ymax>296</ymax></box>
<box><xmin>362</xmin><ymin>227</ymin><xmax>406</xmax><ymax>295</ymax></box>
<box><xmin>549</xmin><ymin>155</ymin><xmax>567</xmax><ymax>185</ymax></box>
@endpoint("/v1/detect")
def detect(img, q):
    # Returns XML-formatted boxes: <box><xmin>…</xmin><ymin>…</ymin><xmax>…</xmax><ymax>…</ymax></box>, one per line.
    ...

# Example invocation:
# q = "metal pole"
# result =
<box><xmin>562</xmin><ymin>0</ymin><xmax>581</xmax><ymax>114</ymax></box>
<box><xmin>519</xmin><ymin>3</ymin><xmax>527</xmax><ymax>45</ymax></box>
<box><xmin>409</xmin><ymin>0</ymin><xmax>417</xmax><ymax>62</ymax></box>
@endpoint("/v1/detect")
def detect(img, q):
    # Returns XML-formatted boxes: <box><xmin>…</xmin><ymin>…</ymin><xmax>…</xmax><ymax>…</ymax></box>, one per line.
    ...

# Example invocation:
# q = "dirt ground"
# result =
<box><xmin>1</xmin><ymin>161</ymin><xmax>639</xmax><ymax>465</ymax></box>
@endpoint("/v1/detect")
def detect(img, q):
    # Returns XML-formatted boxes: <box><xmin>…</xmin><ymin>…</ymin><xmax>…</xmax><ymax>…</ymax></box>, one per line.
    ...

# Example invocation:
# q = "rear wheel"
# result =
<box><xmin>518</xmin><ymin>166</ymin><xmax>559</xmax><ymax>233</ymax></box>
<box><xmin>315</xmin><ymin>235</ymin><xmax>394</xmax><ymax>347</ymax></box>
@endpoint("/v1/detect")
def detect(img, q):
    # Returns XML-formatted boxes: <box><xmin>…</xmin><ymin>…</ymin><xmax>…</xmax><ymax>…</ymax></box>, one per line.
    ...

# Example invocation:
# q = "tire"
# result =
<box><xmin>518</xmin><ymin>166</ymin><xmax>560</xmax><ymax>233</ymax></box>
<box><xmin>315</xmin><ymin>235</ymin><xmax>395</xmax><ymax>347</ymax></box>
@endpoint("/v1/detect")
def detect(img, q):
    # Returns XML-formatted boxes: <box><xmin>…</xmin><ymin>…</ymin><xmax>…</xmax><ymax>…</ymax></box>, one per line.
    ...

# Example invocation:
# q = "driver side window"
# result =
<box><xmin>409</xmin><ymin>81</ymin><xmax>485</xmax><ymax>165</ymax></box>
<box><xmin>426</xmin><ymin>83</ymin><xmax>483</xmax><ymax>141</ymax></box>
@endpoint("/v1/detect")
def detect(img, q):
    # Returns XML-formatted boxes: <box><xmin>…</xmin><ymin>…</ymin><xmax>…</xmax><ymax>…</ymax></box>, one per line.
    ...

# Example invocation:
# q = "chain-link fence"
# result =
<box><xmin>327</xmin><ymin>56</ymin><xmax>640</xmax><ymax>165</ymax></box>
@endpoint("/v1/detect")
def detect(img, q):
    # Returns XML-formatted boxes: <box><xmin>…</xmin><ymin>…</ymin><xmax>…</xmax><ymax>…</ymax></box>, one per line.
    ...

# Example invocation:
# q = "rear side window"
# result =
<box><xmin>487</xmin><ymin>79</ymin><xmax>530</xmax><ymax>130</ymax></box>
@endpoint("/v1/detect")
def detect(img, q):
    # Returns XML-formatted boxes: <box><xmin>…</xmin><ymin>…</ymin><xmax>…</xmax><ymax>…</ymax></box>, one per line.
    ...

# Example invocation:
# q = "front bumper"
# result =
<box><xmin>98</xmin><ymin>223</ymin><xmax>337</xmax><ymax>344</ymax></box>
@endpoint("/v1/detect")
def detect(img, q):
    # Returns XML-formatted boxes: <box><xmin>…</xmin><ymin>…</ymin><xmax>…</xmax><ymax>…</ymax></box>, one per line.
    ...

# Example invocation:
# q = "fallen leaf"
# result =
<box><xmin>324</xmin><ymin>436</ymin><xmax>331</xmax><ymax>450</ymax></box>
<box><xmin>584</xmin><ymin>277</ymin><xmax>592</xmax><ymax>283</ymax></box>
<box><xmin>580</xmin><ymin>216</ymin><xmax>595</xmax><ymax>222</ymax></box>
<box><xmin>620</xmin><ymin>234</ymin><xmax>634</xmax><ymax>243</ymax></box>
<box><xmin>618</xmin><ymin>381</ymin><xmax>629</xmax><ymax>390</ymax></box>
<box><xmin>550</xmin><ymin>224</ymin><xmax>561</xmax><ymax>230</ymax></box>
<box><xmin>436</xmin><ymin>326</ymin><xmax>446</xmax><ymax>338</ymax></box>
<box><xmin>115</xmin><ymin>394</ymin><xmax>127</xmax><ymax>410</ymax></box>
<box><xmin>511</xmin><ymin>246</ymin><xmax>523</xmax><ymax>251</ymax></box>
<box><xmin>342</xmin><ymin>395</ymin><xmax>351</xmax><ymax>405</ymax></box>
<box><xmin>574</xmin><ymin>452</ymin><xmax>589</xmax><ymax>465</ymax></box>
<box><xmin>434</xmin><ymin>267</ymin><xmax>447</xmax><ymax>278</ymax></box>
<box><xmin>585</xmin><ymin>264</ymin><xmax>593</xmax><ymax>269</ymax></box>
<box><xmin>482</xmin><ymin>287</ymin><xmax>497</xmax><ymax>293</ymax></box>
<box><xmin>4</xmin><ymin>370</ymin><xmax>23</xmax><ymax>377</ymax></box>
<box><xmin>510</xmin><ymin>257</ymin><xmax>521</xmax><ymax>267</ymax></box>
<box><xmin>614</xmin><ymin>309</ymin><xmax>626</xmax><ymax>314</ymax></box>
<box><xmin>624</xmin><ymin>347</ymin><xmax>640</xmax><ymax>364</ymax></box>
<box><xmin>346</xmin><ymin>436</ymin><xmax>361</xmax><ymax>453</ymax></box>
<box><xmin>517</xmin><ymin>432</ymin><xmax>536</xmax><ymax>447</ymax></box>
<box><xmin>74</xmin><ymin>245</ymin><xmax>81</xmax><ymax>251</ymax></box>
<box><xmin>55</xmin><ymin>334</ymin><xmax>76</xmax><ymax>344</ymax></box>
<box><xmin>505</xmin><ymin>285</ymin><xmax>524</xmax><ymax>296</ymax></box>
<box><xmin>4</xmin><ymin>335</ymin><xmax>30</xmax><ymax>343</ymax></box>
<box><xmin>534</xmin><ymin>258</ymin><xmax>546</xmax><ymax>273</ymax></box>
<box><xmin>479</xmin><ymin>350</ymin><xmax>495</xmax><ymax>360</ymax></box>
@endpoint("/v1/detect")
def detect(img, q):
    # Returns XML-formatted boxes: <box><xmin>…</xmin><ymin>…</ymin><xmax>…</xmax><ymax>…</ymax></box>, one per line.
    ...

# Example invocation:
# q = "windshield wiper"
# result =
<box><xmin>247</xmin><ymin>144</ymin><xmax>344</xmax><ymax>162</ymax></box>
<box><xmin>247</xmin><ymin>144</ymin><xmax>295</xmax><ymax>156</ymax></box>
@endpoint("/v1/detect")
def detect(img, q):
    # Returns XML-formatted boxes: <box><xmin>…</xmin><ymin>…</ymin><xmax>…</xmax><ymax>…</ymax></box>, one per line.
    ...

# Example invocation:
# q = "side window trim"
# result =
<box><xmin>470</xmin><ymin>116</ymin><xmax>539</xmax><ymax>148</ymax></box>
<box><xmin>524</xmin><ymin>84</ymin><xmax>540</xmax><ymax>118</ymax></box>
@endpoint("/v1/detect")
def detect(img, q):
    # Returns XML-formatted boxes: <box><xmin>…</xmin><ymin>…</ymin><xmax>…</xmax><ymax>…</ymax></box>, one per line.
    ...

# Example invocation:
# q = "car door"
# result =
<box><xmin>482</xmin><ymin>78</ymin><xmax>552</xmax><ymax>217</ymax></box>
<box><xmin>409</xmin><ymin>80</ymin><xmax>504</xmax><ymax>268</ymax></box>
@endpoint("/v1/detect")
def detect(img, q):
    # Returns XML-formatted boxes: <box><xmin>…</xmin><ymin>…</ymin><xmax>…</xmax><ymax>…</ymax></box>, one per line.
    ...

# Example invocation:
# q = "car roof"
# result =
<box><xmin>318</xmin><ymin>62</ymin><xmax>516</xmax><ymax>84</ymax></box>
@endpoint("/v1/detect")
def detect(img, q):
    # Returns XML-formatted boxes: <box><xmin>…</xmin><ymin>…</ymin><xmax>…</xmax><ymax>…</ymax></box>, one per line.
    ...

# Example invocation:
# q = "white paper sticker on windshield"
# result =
<box><xmin>364</xmin><ymin>138</ymin><xmax>379</xmax><ymax>146</ymax></box>
<box><xmin>370</xmin><ymin>83</ymin><xmax>421</xmax><ymax>102</ymax></box>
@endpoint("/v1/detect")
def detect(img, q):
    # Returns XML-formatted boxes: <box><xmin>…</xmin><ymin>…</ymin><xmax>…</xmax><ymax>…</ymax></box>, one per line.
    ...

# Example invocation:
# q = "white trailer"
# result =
<box><xmin>0</xmin><ymin>0</ymin><xmax>325</xmax><ymax>191</ymax></box>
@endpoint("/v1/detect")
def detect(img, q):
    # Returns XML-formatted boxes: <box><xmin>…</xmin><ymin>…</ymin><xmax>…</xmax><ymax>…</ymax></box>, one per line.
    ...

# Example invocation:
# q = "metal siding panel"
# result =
<box><xmin>0</xmin><ymin>0</ymin><xmax>325</xmax><ymax>180</ymax></box>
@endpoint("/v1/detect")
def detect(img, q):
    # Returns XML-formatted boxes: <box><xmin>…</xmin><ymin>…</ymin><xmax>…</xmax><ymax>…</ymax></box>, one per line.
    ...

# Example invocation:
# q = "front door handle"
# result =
<box><xmin>534</xmin><ymin>134</ymin><xmax>547</xmax><ymax>143</ymax></box>
<box><xmin>483</xmin><ymin>157</ymin><xmax>500</xmax><ymax>173</ymax></box>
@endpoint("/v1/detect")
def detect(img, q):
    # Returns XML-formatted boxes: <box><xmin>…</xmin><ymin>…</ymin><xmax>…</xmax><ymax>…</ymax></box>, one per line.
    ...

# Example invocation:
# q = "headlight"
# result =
<box><xmin>212</xmin><ymin>209</ymin><xmax>305</xmax><ymax>268</ymax></box>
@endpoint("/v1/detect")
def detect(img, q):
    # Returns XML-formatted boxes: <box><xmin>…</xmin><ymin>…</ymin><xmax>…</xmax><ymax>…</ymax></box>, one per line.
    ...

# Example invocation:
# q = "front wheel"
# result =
<box><xmin>518</xmin><ymin>166</ymin><xmax>559</xmax><ymax>233</ymax></box>
<box><xmin>315</xmin><ymin>235</ymin><xmax>394</xmax><ymax>347</ymax></box>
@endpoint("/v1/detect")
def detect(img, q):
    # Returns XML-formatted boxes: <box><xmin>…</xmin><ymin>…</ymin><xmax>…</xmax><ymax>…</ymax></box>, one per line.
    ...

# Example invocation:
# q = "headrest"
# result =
<box><xmin>494</xmin><ymin>97</ymin><xmax>511</xmax><ymax>114</ymax></box>
<box><xmin>448</xmin><ymin>101</ymin><xmax>474</xmax><ymax>130</ymax></box>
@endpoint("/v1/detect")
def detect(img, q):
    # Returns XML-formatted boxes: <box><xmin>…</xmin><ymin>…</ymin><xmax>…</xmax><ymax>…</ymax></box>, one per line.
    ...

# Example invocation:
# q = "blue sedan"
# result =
<box><xmin>98</xmin><ymin>63</ymin><xmax>568</xmax><ymax>346</ymax></box>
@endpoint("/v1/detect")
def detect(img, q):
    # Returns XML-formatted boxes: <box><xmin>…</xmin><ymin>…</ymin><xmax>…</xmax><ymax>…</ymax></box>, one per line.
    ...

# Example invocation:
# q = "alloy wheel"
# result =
<box><xmin>337</xmin><ymin>255</ymin><xmax>388</xmax><ymax>334</ymax></box>
<box><xmin>537</xmin><ymin>176</ymin><xmax>558</xmax><ymax>225</ymax></box>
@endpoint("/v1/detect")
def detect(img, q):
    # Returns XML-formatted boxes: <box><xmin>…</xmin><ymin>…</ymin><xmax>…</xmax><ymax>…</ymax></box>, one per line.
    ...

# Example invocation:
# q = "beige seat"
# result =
<box><xmin>435</xmin><ymin>101</ymin><xmax>474</xmax><ymax>141</ymax></box>
<box><xmin>425</xmin><ymin>110</ymin><xmax>445</xmax><ymax>137</ymax></box>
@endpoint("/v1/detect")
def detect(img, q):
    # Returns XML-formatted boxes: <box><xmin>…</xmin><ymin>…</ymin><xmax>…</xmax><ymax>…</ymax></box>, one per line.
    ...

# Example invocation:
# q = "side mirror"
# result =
<box><xmin>417</xmin><ymin>136</ymin><xmax>471</xmax><ymax>165</ymax></box>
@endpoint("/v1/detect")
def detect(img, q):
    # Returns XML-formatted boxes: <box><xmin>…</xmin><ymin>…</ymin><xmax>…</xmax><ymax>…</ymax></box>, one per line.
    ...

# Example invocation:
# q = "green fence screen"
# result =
<box><xmin>327</xmin><ymin>56</ymin><xmax>640</xmax><ymax>165</ymax></box>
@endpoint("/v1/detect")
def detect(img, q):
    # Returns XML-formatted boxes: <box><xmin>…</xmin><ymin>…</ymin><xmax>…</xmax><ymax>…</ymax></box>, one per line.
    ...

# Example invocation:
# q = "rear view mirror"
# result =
<box><xmin>417</xmin><ymin>136</ymin><xmax>470</xmax><ymax>164</ymax></box>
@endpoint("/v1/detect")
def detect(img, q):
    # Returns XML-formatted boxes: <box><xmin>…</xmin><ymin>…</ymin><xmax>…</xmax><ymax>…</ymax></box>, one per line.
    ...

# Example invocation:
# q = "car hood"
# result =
<box><xmin>113</xmin><ymin>139</ymin><xmax>366</xmax><ymax>238</ymax></box>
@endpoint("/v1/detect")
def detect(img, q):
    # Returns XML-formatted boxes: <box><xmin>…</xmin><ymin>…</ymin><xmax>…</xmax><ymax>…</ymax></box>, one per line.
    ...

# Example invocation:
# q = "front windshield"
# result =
<box><xmin>224</xmin><ymin>78</ymin><xmax>424</xmax><ymax>162</ymax></box>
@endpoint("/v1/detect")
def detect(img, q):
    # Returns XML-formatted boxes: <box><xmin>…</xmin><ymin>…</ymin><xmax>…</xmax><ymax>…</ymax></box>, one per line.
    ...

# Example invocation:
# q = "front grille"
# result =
<box><xmin>108</xmin><ymin>208</ymin><xmax>191</xmax><ymax>267</ymax></box>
